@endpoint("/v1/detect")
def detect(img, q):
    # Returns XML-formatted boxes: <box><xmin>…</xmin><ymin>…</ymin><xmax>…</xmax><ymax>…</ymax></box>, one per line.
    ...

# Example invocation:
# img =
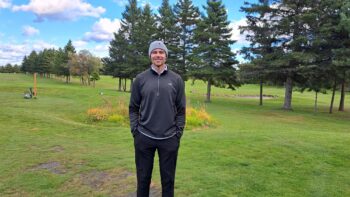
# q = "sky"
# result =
<box><xmin>0</xmin><ymin>0</ymin><xmax>255</xmax><ymax>66</ymax></box>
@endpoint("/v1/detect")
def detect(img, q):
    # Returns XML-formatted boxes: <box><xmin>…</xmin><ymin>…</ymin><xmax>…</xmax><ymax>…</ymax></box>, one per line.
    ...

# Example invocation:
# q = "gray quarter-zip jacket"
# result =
<box><xmin>129</xmin><ymin>67</ymin><xmax>186</xmax><ymax>140</ymax></box>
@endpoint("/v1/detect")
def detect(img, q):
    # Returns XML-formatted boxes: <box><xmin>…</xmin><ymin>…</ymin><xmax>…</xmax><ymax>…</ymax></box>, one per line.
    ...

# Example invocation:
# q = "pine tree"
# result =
<box><xmin>37</xmin><ymin>49</ymin><xmax>51</xmax><ymax>77</ymax></box>
<box><xmin>27</xmin><ymin>50</ymin><xmax>38</xmax><ymax>74</ymax></box>
<box><xmin>174</xmin><ymin>0</ymin><xmax>200</xmax><ymax>80</ymax></box>
<box><xmin>105</xmin><ymin>30</ymin><xmax>129</xmax><ymax>91</ymax></box>
<box><xmin>121</xmin><ymin>0</ymin><xmax>142</xmax><ymax>77</ymax></box>
<box><xmin>21</xmin><ymin>56</ymin><xmax>29</xmax><ymax>73</ymax></box>
<box><xmin>300</xmin><ymin>0</ymin><xmax>337</xmax><ymax>113</ymax></box>
<box><xmin>267</xmin><ymin>0</ymin><xmax>317</xmax><ymax>110</ymax></box>
<box><xmin>304</xmin><ymin>0</ymin><xmax>350</xmax><ymax>113</ymax></box>
<box><xmin>240</xmin><ymin>0</ymin><xmax>277</xmax><ymax>106</ymax></box>
<box><xmin>64</xmin><ymin>40</ymin><xmax>76</xmax><ymax>54</ymax></box>
<box><xmin>106</xmin><ymin>0</ymin><xmax>157</xmax><ymax>91</ymax></box>
<box><xmin>332</xmin><ymin>0</ymin><xmax>350</xmax><ymax>111</ymax></box>
<box><xmin>60</xmin><ymin>40</ymin><xmax>76</xmax><ymax>83</ymax></box>
<box><xmin>192</xmin><ymin>0</ymin><xmax>239</xmax><ymax>102</ymax></box>
<box><xmin>135</xmin><ymin>3</ymin><xmax>157</xmax><ymax>70</ymax></box>
<box><xmin>157</xmin><ymin>0</ymin><xmax>181</xmax><ymax>74</ymax></box>
<box><xmin>53</xmin><ymin>48</ymin><xmax>66</xmax><ymax>79</ymax></box>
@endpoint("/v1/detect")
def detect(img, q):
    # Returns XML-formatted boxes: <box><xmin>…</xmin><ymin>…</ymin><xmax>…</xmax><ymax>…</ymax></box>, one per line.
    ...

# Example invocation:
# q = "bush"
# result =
<box><xmin>108</xmin><ymin>114</ymin><xmax>128</xmax><ymax>125</ymax></box>
<box><xmin>87</xmin><ymin>108</ymin><xmax>110</xmax><ymax>121</ymax></box>
<box><xmin>87</xmin><ymin>99</ymin><xmax>216</xmax><ymax>130</ymax></box>
<box><xmin>186</xmin><ymin>106</ymin><xmax>215</xmax><ymax>129</ymax></box>
<box><xmin>87</xmin><ymin>99</ymin><xmax>129</xmax><ymax>124</ymax></box>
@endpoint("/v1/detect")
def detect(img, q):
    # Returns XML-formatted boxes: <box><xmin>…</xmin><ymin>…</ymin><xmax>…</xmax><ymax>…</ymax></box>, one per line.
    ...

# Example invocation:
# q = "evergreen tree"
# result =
<box><xmin>21</xmin><ymin>56</ymin><xmax>29</xmax><ymax>73</ymax></box>
<box><xmin>240</xmin><ymin>0</ymin><xmax>277</xmax><ymax>106</ymax></box>
<box><xmin>105</xmin><ymin>30</ymin><xmax>129</xmax><ymax>91</ymax></box>
<box><xmin>64</xmin><ymin>40</ymin><xmax>76</xmax><ymax>54</ymax></box>
<box><xmin>0</xmin><ymin>64</ymin><xmax>20</xmax><ymax>73</ymax></box>
<box><xmin>52</xmin><ymin>48</ymin><xmax>66</xmax><ymax>79</ymax></box>
<box><xmin>134</xmin><ymin>3</ymin><xmax>157</xmax><ymax>70</ymax></box>
<box><xmin>305</xmin><ymin>0</ymin><xmax>349</xmax><ymax>113</ymax></box>
<box><xmin>192</xmin><ymin>0</ymin><xmax>239</xmax><ymax>102</ymax></box>
<box><xmin>157</xmin><ymin>0</ymin><xmax>181</xmax><ymax>73</ymax></box>
<box><xmin>332</xmin><ymin>0</ymin><xmax>350</xmax><ymax>111</ymax></box>
<box><xmin>27</xmin><ymin>50</ymin><xmax>38</xmax><ymax>74</ymax></box>
<box><xmin>174</xmin><ymin>0</ymin><xmax>200</xmax><ymax>80</ymax></box>
<box><xmin>61</xmin><ymin>40</ymin><xmax>76</xmax><ymax>83</ymax></box>
<box><xmin>120</xmin><ymin>0</ymin><xmax>142</xmax><ymax>83</ymax></box>
<box><xmin>37</xmin><ymin>49</ymin><xmax>51</xmax><ymax>77</ymax></box>
<box><xmin>267</xmin><ymin>0</ymin><xmax>317</xmax><ymax>110</ymax></box>
<box><xmin>106</xmin><ymin>0</ymin><xmax>157</xmax><ymax>91</ymax></box>
<box><xmin>301</xmin><ymin>0</ymin><xmax>337</xmax><ymax>113</ymax></box>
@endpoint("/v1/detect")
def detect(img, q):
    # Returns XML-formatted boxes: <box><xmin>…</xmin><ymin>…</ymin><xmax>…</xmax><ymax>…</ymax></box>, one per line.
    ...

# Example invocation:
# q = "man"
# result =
<box><xmin>129</xmin><ymin>41</ymin><xmax>186</xmax><ymax>197</ymax></box>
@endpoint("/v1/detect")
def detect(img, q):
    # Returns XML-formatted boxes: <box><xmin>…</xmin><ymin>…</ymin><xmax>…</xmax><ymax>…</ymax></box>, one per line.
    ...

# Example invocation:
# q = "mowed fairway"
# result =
<box><xmin>0</xmin><ymin>73</ymin><xmax>349</xmax><ymax>197</ymax></box>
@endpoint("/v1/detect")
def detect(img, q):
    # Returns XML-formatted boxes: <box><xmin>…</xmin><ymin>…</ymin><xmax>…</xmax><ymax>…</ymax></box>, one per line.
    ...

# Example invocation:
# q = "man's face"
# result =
<box><xmin>150</xmin><ymin>48</ymin><xmax>166</xmax><ymax>67</ymax></box>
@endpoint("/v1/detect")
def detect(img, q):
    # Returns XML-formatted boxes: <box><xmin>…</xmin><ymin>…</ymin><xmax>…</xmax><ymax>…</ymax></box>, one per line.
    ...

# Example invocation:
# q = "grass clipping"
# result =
<box><xmin>87</xmin><ymin>99</ymin><xmax>216</xmax><ymax>130</ymax></box>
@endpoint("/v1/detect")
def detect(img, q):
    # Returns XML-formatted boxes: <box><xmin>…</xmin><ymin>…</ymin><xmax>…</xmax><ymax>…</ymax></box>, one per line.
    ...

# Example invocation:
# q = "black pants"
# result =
<box><xmin>134</xmin><ymin>132</ymin><xmax>180</xmax><ymax>197</ymax></box>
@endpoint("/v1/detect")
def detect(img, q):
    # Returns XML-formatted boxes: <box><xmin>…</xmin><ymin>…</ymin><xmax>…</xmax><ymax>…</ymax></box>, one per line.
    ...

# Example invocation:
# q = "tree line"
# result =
<box><xmin>20</xmin><ymin>40</ymin><xmax>102</xmax><ymax>86</ymax></box>
<box><xmin>9</xmin><ymin>0</ymin><xmax>349</xmax><ymax>112</ymax></box>
<box><xmin>104</xmin><ymin>0</ymin><xmax>349</xmax><ymax>112</ymax></box>
<box><xmin>0</xmin><ymin>64</ymin><xmax>21</xmax><ymax>73</ymax></box>
<box><xmin>239</xmin><ymin>0</ymin><xmax>350</xmax><ymax>113</ymax></box>
<box><xmin>103</xmin><ymin>0</ymin><xmax>238</xmax><ymax>102</ymax></box>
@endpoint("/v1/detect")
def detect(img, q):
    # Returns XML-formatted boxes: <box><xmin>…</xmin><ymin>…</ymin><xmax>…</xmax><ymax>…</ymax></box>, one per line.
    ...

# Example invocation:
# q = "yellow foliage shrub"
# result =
<box><xmin>108</xmin><ymin>114</ymin><xmax>128</xmax><ymax>125</ymax></box>
<box><xmin>87</xmin><ymin>99</ymin><xmax>129</xmax><ymax>124</ymax></box>
<box><xmin>87</xmin><ymin>98</ymin><xmax>215</xmax><ymax>130</ymax></box>
<box><xmin>87</xmin><ymin>108</ymin><xmax>110</xmax><ymax>121</ymax></box>
<box><xmin>186</xmin><ymin>106</ymin><xmax>215</xmax><ymax>129</ymax></box>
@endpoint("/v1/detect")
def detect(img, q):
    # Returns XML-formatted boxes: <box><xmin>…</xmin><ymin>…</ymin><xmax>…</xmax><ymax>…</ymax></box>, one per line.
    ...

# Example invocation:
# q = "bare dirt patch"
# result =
<box><xmin>60</xmin><ymin>168</ymin><xmax>161</xmax><ymax>196</ymax></box>
<box><xmin>189</xmin><ymin>90</ymin><xmax>278</xmax><ymax>99</ymax></box>
<box><xmin>232</xmin><ymin>94</ymin><xmax>278</xmax><ymax>99</ymax></box>
<box><xmin>29</xmin><ymin>161</ymin><xmax>66</xmax><ymax>174</ymax></box>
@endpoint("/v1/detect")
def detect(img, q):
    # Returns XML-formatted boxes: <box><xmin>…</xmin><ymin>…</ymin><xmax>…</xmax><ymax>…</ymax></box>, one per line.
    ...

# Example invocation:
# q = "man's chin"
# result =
<box><xmin>153</xmin><ymin>62</ymin><xmax>164</xmax><ymax>67</ymax></box>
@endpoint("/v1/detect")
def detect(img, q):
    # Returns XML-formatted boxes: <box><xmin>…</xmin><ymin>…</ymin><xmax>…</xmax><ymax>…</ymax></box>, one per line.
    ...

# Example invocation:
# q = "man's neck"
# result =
<box><xmin>151</xmin><ymin>64</ymin><xmax>167</xmax><ymax>75</ymax></box>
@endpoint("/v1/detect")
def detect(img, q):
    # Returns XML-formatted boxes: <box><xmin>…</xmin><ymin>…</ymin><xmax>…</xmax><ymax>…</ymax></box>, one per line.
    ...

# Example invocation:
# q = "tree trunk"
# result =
<box><xmin>65</xmin><ymin>75</ymin><xmax>69</xmax><ymax>83</ymax></box>
<box><xmin>130</xmin><ymin>78</ymin><xmax>134</xmax><ymax>92</ymax></box>
<box><xmin>338</xmin><ymin>81</ymin><xmax>345</xmax><ymax>111</ymax></box>
<box><xmin>314</xmin><ymin>91</ymin><xmax>318</xmax><ymax>112</ymax></box>
<box><xmin>123</xmin><ymin>78</ymin><xmax>127</xmax><ymax>92</ymax></box>
<box><xmin>206</xmin><ymin>80</ymin><xmax>212</xmax><ymax>102</ymax></box>
<box><xmin>259</xmin><ymin>79</ymin><xmax>263</xmax><ymax>106</ymax></box>
<box><xmin>329</xmin><ymin>78</ymin><xmax>337</xmax><ymax>114</ymax></box>
<box><xmin>118</xmin><ymin>77</ymin><xmax>122</xmax><ymax>91</ymax></box>
<box><xmin>283</xmin><ymin>76</ymin><xmax>293</xmax><ymax>110</ymax></box>
<box><xmin>121</xmin><ymin>78</ymin><xmax>125</xmax><ymax>91</ymax></box>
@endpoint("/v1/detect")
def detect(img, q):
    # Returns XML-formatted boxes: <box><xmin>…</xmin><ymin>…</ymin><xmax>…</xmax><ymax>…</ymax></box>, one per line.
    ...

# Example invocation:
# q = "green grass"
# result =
<box><xmin>0</xmin><ymin>73</ymin><xmax>349</xmax><ymax>196</ymax></box>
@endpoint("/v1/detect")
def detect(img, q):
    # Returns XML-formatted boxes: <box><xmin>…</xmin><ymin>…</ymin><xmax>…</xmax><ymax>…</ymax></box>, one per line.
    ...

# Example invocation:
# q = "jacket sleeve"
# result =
<box><xmin>129</xmin><ymin>77</ymin><xmax>141</xmax><ymax>136</ymax></box>
<box><xmin>175</xmin><ymin>76</ymin><xmax>186</xmax><ymax>138</ymax></box>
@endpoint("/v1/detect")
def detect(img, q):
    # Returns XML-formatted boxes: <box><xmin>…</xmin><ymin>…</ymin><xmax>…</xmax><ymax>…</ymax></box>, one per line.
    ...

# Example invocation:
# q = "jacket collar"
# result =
<box><xmin>150</xmin><ymin>64</ymin><xmax>168</xmax><ymax>75</ymax></box>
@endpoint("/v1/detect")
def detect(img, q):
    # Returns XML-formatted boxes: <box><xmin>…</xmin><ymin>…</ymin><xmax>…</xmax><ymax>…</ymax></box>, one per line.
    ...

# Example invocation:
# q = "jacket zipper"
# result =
<box><xmin>157</xmin><ymin>75</ymin><xmax>160</xmax><ymax>96</ymax></box>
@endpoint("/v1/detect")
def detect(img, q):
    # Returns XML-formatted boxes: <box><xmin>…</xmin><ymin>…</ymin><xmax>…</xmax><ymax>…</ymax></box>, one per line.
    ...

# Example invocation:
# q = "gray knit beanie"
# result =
<box><xmin>148</xmin><ymin>41</ymin><xmax>168</xmax><ymax>57</ymax></box>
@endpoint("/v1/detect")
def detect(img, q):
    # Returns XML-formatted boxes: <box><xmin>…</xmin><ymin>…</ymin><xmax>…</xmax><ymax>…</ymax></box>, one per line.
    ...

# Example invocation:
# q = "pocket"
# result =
<box><xmin>175</xmin><ymin>131</ymin><xmax>182</xmax><ymax>140</ymax></box>
<box><xmin>133</xmin><ymin>129</ymin><xmax>140</xmax><ymax>138</ymax></box>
